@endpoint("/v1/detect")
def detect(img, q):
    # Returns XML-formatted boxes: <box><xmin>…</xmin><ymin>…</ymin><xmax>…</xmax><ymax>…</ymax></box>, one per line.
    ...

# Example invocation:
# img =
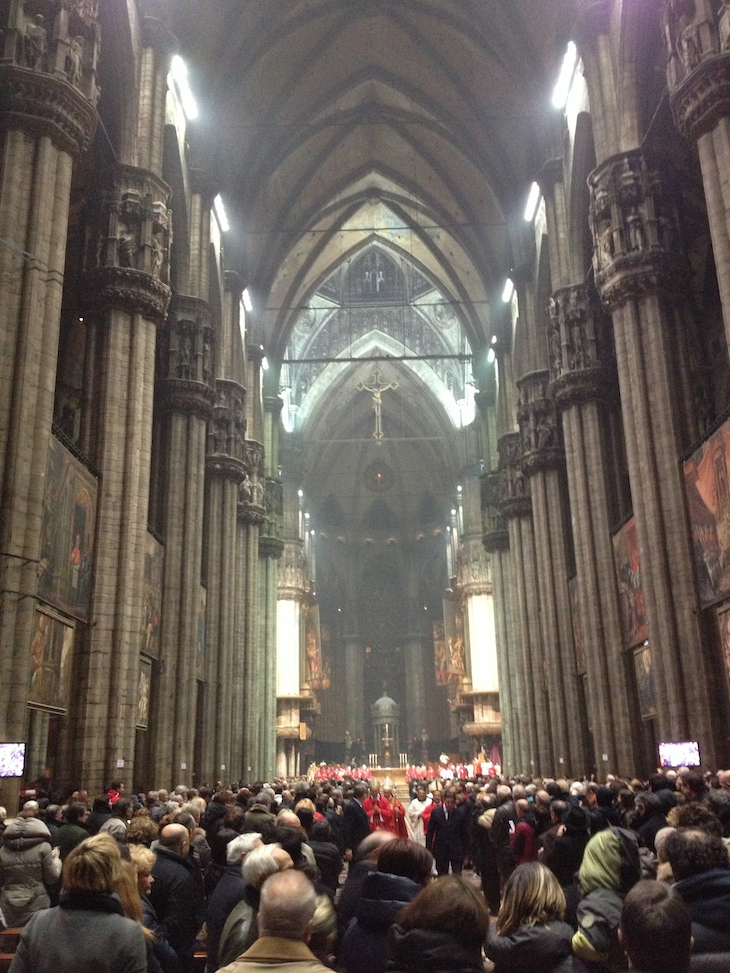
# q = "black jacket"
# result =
<box><xmin>387</xmin><ymin>924</ymin><xmax>486</xmax><ymax>973</ymax></box>
<box><xmin>426</xmin><ymin>806</ymin><xmax>467</xmax><ymax>859</ymax></box>
<box><xmin>337</xmin><ymin>859</ymin><xmax>375</xmax><ymax>941</ymax></box>
<box><xmin>204</xmin><ymin>862</ymin><xmax>246</xmax><ymax>971</ymax></box>
<box><xmin>486</xmin><ymin>921</ymin><xmax>574</xmax><ymax>973</ymax></box>
<box><xmin>149</xmin><ymin>846</ymin><xmax>206</xmax><ymax>967</ymax></box>
<box><xmin>339</xmin><ymin>872</ymin><xmax>422</xmax><ymax>973</ymax></box>
<box><xmin>343</xmin><ymin>799</ymin><xmax>371</xmax><ymax>856</ymax></box>
<box><xmin>675</xmin><ymin>867</ymin><xmax>730</xmax><ymax>956</ymax></box>
<box><xmin>309</xmin><ymin>838</ymin><xmax>342</xmax><ymax>892</ymax></box>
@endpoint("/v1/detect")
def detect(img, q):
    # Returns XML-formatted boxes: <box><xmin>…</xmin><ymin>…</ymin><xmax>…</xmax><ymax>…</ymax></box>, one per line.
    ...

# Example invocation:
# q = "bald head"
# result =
<box><xmin>356</xmin><ymin>829</ymin><xmax>397</xmax><ymax>863</ymax></box>
<box><xmin>277</xmin><ymin>809</ymin><xmax>302</xmax><ymax>831</ymax></box>
<box><xmin>159</xmin><ymin>823</ymin><xmax>189</xmax><ymax>855</ymax></box>
<box><xmin>258</xmin><ymin>870</ymin><xmax>317</xmax><ymax>940</ymax></box>
<box><xmin>718</xmin><ymin>770</ymin><xmax>730</xmax><ymax>789</ymax></box>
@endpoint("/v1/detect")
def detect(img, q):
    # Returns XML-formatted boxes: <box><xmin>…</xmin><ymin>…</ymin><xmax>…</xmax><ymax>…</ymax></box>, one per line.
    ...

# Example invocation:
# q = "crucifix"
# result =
<box><xmin>357</xmin><ymin>367</ymin><xmax>398</xmax><ymax>440</ymax></box>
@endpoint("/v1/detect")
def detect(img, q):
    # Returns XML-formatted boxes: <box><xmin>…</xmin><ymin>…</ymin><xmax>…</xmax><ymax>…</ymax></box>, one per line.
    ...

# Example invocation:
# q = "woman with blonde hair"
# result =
<box><xmin>485</xmin><ymin>861</ymin><xmax>574</xmax><ymax>973</ymax></box>
<box><xmin>128</xmin><ymin>845</ymin><xmax>179</xmax><ymax>973</ymax></box>
<box><xmin>8</xmin><ymin>834</ymin><xmax>147</xmax><ymax>972</ymax></box>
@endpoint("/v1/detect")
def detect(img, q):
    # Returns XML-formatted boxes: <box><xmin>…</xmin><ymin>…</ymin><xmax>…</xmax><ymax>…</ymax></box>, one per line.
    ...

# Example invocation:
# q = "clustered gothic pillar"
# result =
<box><xmin>72</xmin><ymin>92</ymin><xmax>174</xmax><ymax>784</ymax></box>
<box><xmin>260</xmin><ymin>394</ymin><xmax>285</xmax><ymax>780</ymax></box>
<box><xmin>665</xmin><ymin>1</ymin><xmax>730</xmax><ymax>347</ymax></box>
<box><xmin>0</xmin><ymin>0</ymin><xmax>98</xmax><ymax>759</ymax></box>
<box><xmin>517</xmin><ymin>371</ymin><xmax>584</xmax><ymax>776</ymax></box>
<box><xmin>481</xmin><ymin>471</ymin><xmax>518</xmax><ymax>773</ymax></box>
<box><xmin>403</xmin><ymin>571</ymin><xmax>427</xmax><ymax>751</ymax></box>
<box><xmin>151</xmin><ymin>166</ymin><xmax>218</xmax><ymax>785</ymax></box>
<box><xmin>498</xmin><ymin>432</ymin><xmax>549</xmax><ymax>775</ymax></box>
<box><xmin>588</xmin><ymin>147</ymin><xmax>714</xmax><ymax>758</ymax></box>
<box><xmin>548</xmin><ymin>282</ymin><xmax>636</xmax><ymax>773</ymax></box>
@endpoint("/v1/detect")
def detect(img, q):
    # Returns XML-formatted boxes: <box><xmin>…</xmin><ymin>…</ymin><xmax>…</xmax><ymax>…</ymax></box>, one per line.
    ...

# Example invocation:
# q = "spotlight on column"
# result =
<box><xmin>502</xmin><ymin>278</ymin><xmax>515</xmax><ymax>303</ymax></box>
<box><xmin>213</xmin><ymin>194</ymin><xmax>230</xmax><ymax>232</ymax></box>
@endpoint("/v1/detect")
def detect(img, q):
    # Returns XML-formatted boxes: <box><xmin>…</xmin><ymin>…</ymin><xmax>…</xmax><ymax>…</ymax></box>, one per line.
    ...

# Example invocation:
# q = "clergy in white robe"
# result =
<box><xmin>406</xmin><ymin>786</ymin><xmax>432</xmax><ymax>846</ymax></box>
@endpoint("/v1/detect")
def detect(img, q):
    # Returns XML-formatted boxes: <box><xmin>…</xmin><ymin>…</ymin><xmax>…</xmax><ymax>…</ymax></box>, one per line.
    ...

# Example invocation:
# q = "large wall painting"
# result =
<box><xmin>684</xmin><ymin>419</ymin><xmax>730</xmax><ymax>607</ymax></box>
<box><xmin>140</xmin><ymin>533</ymin><xmax>163</xmax><ymax>659</ymax></box>
<box><xmin>434</xmin><ymin>599</ymin><xmax>465</xmax><ymax>685</ymax></box>
<box><xmin>633</xmin><ymin>644</ymin><xmax>657</xmax><ymax>720</ymax></box>
<box><xmin>613</xmin><ymin>517</ymin><xmax>648</xmax><ymax>647</ymax></box>
<box><xmin>305</xmin><ymin>603</ymin><xmax>325</xmax><ymax>689</ymax></box>
<box><xmin>28</xmin><ymin>609</ymin><xmax>75</xmax><ymax>712</ymax></box>
<box><xmin>37</xmin><ymin>436</ymin><xmax>98</xmax><ymax>621</ymax></box>
<box><xmin>717</xmin><ymin>604</ymin><xmax>730</xmax><ymax>696</ymax></box>
<box><xmin>137</xmin><ymin>657</ymin><xmax>152</xmax><ymax>729</ymax></box>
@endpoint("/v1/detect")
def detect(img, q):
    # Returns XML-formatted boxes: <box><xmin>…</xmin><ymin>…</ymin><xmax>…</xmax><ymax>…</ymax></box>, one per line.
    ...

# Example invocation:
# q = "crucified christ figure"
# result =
<box><xmin>357</xmin><ymin>367</ymin><xmax>398</xmax><ymax>440</ymax></box>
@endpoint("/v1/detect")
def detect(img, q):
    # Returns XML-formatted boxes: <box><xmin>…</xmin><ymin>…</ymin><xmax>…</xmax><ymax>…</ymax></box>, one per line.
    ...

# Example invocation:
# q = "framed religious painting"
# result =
<box><xmin>612</xmin><ymin>517</ymin><xmax>648</xmax><ymax>647</ymax></box>
<box><xmin>717</xmin><ymin>603</ymin><xmax>730</xmax><ymax>696</ymax></box>
<box><xmin>633</xmin><ymin>644</ymin><xmax>658</xmax><ymax>721</ymax></box>
<box><xmin>137</xmin><ymin>657</ymin><xmax>152</xmax><ymax>730</ymax></box>
<box><xmin>683</xmin><ymin>418</ymin><xmax>730</xmax><ymax>607</ymax></box>
<box><xmin>28</xmin><ymin>608</ymin><xmax>75</xmax><ymax>713</ymax></box>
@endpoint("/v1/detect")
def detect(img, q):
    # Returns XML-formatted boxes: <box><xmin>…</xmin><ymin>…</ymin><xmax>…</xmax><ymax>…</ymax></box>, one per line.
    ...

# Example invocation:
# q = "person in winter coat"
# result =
<box><xmin>572</xmin><ymin>826</ymin><xmax>641</xmax><ymax>972</ymax></box>
<box><xmin>387</xmin><ymin>875</ymin><xmax>490</xmax><ymax>973</ymax></box>
<box><xmin>8</xmin><ymin>834</ymin><xmax>147</xmax><ymax>973</ymax></box>
<box><xmin>0</xmin><ymin>807</ymin><xmax>61</xmax><ymax>927</ymax></box>
<box><xmin>664</xmin><ymin>828</ymin><xmax>730</xmax><ymax>965</ymax></box>
<box><xmin>485</xmin><ymin>862</ymin><xmax>574</xmax><ymax>973</ymax></box>
<box><xmin>338</xmin><ymin>838</ymin><xmax>433</xmax><ymax>973</ymax></box>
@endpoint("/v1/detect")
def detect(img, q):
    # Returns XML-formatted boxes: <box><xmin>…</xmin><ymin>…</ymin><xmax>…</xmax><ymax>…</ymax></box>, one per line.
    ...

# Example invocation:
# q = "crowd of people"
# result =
<box><xmin>0</xmin><ymin>767</ymin><xmax>728</xmax><ymax>972</ymax></box>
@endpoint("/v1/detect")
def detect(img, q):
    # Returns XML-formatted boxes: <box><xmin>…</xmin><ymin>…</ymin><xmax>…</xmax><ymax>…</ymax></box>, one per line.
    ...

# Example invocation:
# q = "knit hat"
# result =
<box><xmin>578</xmin><ymin>826</ymin><xmax>640</xmax><ymax>895</ymax></box>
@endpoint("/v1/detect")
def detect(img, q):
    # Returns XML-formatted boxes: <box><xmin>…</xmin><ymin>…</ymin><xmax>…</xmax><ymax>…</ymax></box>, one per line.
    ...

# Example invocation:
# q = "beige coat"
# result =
<box><xmin>0</xmin><ymin>816</ymin><xmax>62</xmax><ymax>927</ymax></box>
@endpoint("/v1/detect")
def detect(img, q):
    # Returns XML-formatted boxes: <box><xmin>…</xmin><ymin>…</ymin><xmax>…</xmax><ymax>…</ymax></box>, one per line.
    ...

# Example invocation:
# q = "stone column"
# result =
<box><xmin>481</xmin><ymin>472</ymin><xmax>519</xmax><ymax>773</ymax></box>
<box><xmin>588</xmin><ymin>149</ymin><xmax>714</xmax><ymax>761</ymax></box>
<box><xmin>260</xmin><ymin>392</ymin><xmax>284</xmax><ymax>780</ymax></box>
<box><xmin>403</xmin><ymin>572</ymin><xmax>427</xmax><ymax>753</ymax></box>
<box><xmin>0</xmin><ymin>0</ymin><xmax>97</xmax><ymax>742</ymax></box>
<box><xmin>548</xmin><ymin>283</ymin><xmax>637</xmax><ymax>774</ymax></box>
<box><xmin>517</xmin><ymin>371</ymin><xmax>585</xmax><ymax>776</ymax></box>
<box><xmin>200</xmin><ymin>381</ymin><xmax>245</xmax><ymax>783</ymax></box>
<box><xmin>73</xmin><ymin>162</ymin><xmax>172</xmax><ymax>788</ymax></box>
<box><xmin>343</xmin><ymin>598</ymin><xmax>365</xmax><ymax>744</ymax></box>
<box><xmin>498</xmin><ymin>433</ymin><xmax>549</xmax><ymax>775</ymax></box>
<box><xmin>664</xmin><ymin>1</ymin><xmax>730</xmax><ymax>348</ymax></box>
<box><xmin>238</xmin><ymin>438</ymin><xmax>265</xmax><ymax>781</ymax></box>
<box><xmin>150</xmin><ymin>294</ymin><xmax>216</xmax><ymax>787</ymax></box>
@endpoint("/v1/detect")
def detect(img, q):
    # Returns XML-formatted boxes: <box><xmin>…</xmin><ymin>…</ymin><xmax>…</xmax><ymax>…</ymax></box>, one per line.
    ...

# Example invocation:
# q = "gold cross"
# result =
<box><xmin>357</xmin><ymin>367</ymin><xmax>398</xmax><ymax>440</ymax></box>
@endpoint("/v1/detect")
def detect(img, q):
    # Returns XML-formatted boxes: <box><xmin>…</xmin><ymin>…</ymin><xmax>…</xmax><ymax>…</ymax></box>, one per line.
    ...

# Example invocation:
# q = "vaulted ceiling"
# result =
<box><xmin>171</xmin><ymin>0</ymin><xmax>577</xmax><ymax>534</ymax></box>
<box><xmin>173</xmin><ymin>0</ymin><xmax>576</xmax><ymax>357</ymax></box>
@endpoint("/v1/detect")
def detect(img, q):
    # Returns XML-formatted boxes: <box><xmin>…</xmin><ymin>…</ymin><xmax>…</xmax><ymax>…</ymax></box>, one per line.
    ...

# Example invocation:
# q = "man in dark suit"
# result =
<box><xmin>426</xmin><ymin>790</ymin><xmax>467</xmax><ymax>875</ymax></box>
<box><xmin>343</xmin><ymin>783</ymin><xmax>371</xmax><ymax>861</ymax></box>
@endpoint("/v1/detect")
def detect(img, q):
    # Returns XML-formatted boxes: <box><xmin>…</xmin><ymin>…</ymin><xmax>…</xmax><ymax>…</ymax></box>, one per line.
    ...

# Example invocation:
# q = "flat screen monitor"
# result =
<box><xmin>0</xmin><ymin>742</ymin><xmax>26</xmax><ymax>778</ymax></box>
<box><xmin>658</xmin><ymin>740</ymin><xmax>700</xmax><ymax>768</ymax></box>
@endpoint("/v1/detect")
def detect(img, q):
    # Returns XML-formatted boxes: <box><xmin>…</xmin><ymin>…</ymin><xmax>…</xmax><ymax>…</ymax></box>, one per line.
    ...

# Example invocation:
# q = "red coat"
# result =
<box><xmin>387</xmin><ymin>798</ymin><xmax>408</xmax><ymax>838</ymax></box>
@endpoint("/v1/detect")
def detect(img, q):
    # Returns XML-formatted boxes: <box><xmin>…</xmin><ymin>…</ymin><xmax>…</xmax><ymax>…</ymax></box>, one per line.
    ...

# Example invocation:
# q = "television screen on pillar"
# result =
<box><xmin>0</xmin><ymin>742</ymin><xmax>26</xmax><ymax>778</ymax></box>
<box><xmin>658</xmin><ymin>741</ymin><xmax>700</xmax><ymax>768</ymax></box>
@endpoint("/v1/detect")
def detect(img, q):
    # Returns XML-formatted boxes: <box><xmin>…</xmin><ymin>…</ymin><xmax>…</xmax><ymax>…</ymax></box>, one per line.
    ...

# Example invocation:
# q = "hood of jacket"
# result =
<box><xmin>674</xmin><ymin>867</ymin><xmax>730</xmax><ymax>933</ymax></box>
<box><xmin>355</xmin><ymin>871</ymin><xmax>423</xmax><ymax>929</ymax></box>
<box><xmin>486</xmin><ymin>921</ymin><xmax>574</xmax><ymax>972</ymax></box>
<box><xmin>2</xmin><ymin>816</ymin><xmax>52</xmax><ymax>851</ymax></box>
<box><xmin>579</xmin><ymin>826</ymin><xmax>640</xmax><ymax>895</ymax></box>
<box><xmin>388</xmin><ymin>925</ymin><xmax>486</xmax><ymax>973</ymax></box>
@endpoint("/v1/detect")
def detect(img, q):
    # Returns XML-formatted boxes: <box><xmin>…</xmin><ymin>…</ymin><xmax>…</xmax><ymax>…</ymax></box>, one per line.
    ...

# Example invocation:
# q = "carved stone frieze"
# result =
<box><xmin>670</xmin><ymin>52</ymin><xmax>730</xmax><ymax>139</ymax></box>
<box><xmin>0</xmin><ymin>66</ymin><xmax>97</xmax><ymax>155</ymax></box>
<box><xmin>481</xmin><ymin>472</ymin><xmax>509</xmax><ymax>552</ymax></box>
<box><xmin>207</xmin><ymin>380</ymin><xmax>246</xmax><ymax>470</ymax></box>
<box><xmin>278</xmin><ymin>542</ymin><xmax>309</xmax><ymax>598</ymax></box>
<box><xmin>588</xmin><ymin>149</ymin><xmax>685</xmax><ymax>309</ymax></box>
<box><xmin>662</xmin><ymin>1</ymin><xmax>726</xmax><ymax>94</ymax></box>
<box><xmin>82</xmin><ymin>267</ymin><xmax>171</xmax><ymax>326</ymax></box>
<box><xmin>157</xmin><ymin>295</ymin><xmax>216</xmax><ymax>419</ymax></box>
<box><xmin>456</xmin><ymin>536</ymin><xmax>492</xmax><ymax>597</ymax></box>
<box><xmin>259</xmin><ymin>535</ymin><xmax>284</xmax><ymax>559</ymax></box>
<box><xmin>497</xmin><ymin>433</ymin><xmax>532</xmax><ymax>520</ymax></box>
<box><xmin>1</xmin><ymin>0</ymin><xmax>101</xmax><ymax>110</ymax></box>
<box><xmin>516</xmin><ymin>371</ymin><xmax>564</xmax><ymax>475</ymax></box>
<box><xmin>84</xmin><ymin>164</ymin><xmax>172</xmax><ymax>284</ymax></box>
<box><xmin>548</xmin><ymin>283</ymin><xmax>615</xmax><ymax>408</ymax></box>
<box><xmin>238</xmin><ymin>440</ymin><xmax>266</xmax><ymax>522</ymax></box>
